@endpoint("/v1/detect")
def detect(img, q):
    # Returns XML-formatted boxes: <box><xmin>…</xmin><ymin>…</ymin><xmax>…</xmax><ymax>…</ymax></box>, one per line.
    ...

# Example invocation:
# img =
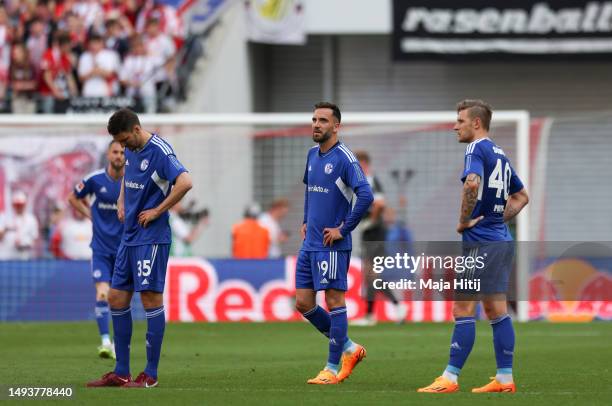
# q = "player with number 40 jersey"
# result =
<box><xmin>418</xmin><ymin>100</ymin><xmax>529</xmax><ymax>394</ymax></box>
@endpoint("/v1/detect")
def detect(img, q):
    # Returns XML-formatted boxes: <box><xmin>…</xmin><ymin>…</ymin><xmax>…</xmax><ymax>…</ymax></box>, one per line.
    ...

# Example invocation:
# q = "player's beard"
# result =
<box><xmin>110</xmin><ymin>160</ymin><xmax>125</xmax><ymax>171</ymax></box>
<box><xmin>313</xmin><ymin>130</ymin><xmax>332</xmax><ymax>144</ymax></box>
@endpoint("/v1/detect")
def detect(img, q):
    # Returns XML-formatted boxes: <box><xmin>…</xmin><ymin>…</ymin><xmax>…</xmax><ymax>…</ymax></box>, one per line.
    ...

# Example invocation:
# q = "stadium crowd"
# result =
<box><xmin>0</xmin><ymin>0</ymin><xmax>185</xmax><ymax>114</ymax></box>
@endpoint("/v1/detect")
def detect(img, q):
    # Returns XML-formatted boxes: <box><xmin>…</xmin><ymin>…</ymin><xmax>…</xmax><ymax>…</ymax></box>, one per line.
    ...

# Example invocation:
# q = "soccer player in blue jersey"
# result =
<box><xmin>87</xmin><ymin>108</ymin><xmax>193</xmax><ymax>388</ymax></box>
<box><xmin>69</xmin><ymin>141</ymin><xmax>125</xmax><ymax>359</ymax></box>
<box><xmin>418</xmin><ymin>100</ymin><xmax>529</xmax><ymax>393</ymax></box>
<box><xmin>295</xmin><ymin>102</ymin><xmax>374</xmax><ymax>384</ymax></box>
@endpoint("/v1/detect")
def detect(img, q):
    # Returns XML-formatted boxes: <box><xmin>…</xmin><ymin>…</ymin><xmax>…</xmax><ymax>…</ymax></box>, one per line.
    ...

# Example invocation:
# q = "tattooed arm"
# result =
<box><xmin>456</xmin><ymin>173</ymin><xmax>484</xmax><ymax>233</ymax></box>
<box><xmin>503</xmin><ymin>188</ymin><xmax>529</xmax><ymax>222</ymax></box>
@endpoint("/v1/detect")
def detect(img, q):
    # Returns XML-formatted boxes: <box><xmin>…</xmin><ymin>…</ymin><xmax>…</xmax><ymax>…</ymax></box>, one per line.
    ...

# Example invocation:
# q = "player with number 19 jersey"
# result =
<box><xmin>461</xmin><ymin>138</ymin><xmax>523</xmax><ymax>242</ymax></box>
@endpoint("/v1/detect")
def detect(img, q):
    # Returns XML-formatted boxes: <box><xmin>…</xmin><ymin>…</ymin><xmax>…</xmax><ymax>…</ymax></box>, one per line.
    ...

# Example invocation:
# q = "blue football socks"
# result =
<box><xmin>443</xmin><ymin>316</ymin><xmax>476</xmax><ymax>382</ymax></box>
<box><xmin>302</xmin><ymin>305</ymin><xmax>330</xmax><ymax>337</ymax></box>
<box><xmin>328</xmin><ymin>307</ymin><xmax>349</xmax><ymax>373</ymax></box>
<box><xmin>144</xmin><ymin>306</ymin><xmax>166</xmax><ymax>379</ymax></box>
<box><xmin>111</xmin><ymin>306</ymin><xmax>132</xmax><ymax>377</ymax></box>
<box><xmin>95</xmin><ymin>300</ymin><xmax>110</xmax><ymax>345</ymax></box>
<box><xmin>491</xmin><ymin>314</ymin><xmax>514</xmax><ymax>383</ymax></box>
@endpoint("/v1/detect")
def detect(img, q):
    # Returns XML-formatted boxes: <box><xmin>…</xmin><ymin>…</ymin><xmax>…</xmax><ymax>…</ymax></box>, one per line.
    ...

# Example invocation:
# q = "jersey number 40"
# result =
<box><xmin>488</xmin><ymin>158</ymin><xmax>512</xmax><ymax>199</ymax></box>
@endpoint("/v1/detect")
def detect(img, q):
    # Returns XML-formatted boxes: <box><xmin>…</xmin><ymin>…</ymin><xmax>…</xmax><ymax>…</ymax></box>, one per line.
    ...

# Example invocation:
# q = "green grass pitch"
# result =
<box><xmin>1</xmin><ymin>322</ymin><xmax>611</xmax><ymax>405</ymax></box>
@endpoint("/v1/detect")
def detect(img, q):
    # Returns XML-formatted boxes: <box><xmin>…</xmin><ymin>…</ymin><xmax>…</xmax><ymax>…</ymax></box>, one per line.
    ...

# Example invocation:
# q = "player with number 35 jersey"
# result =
<box><xmin>87</xmin><ymin>108</ymin><xmax>193</xmax><ymax>389</ymax></box>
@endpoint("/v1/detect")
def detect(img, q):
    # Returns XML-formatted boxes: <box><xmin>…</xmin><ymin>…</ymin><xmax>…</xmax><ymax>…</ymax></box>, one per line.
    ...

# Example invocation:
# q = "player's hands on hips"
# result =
<box><xmin>138</xmin><ymin>208</ymin><xmax>161</xmax><ymax>228</ymax></box>
<box><xmin>456</xmin><ymin>216</ymin><xmax>484</xmax><ymax>233</ymax></box>
<box><xmin>300</xmin><ymin>223</ymin><xmax>307</xmax><ymax>240</ymax></box>
<box><xmin>322</xmin><ymin>227</ymin><xmax>343</xmax><ymax>247</ymax></box>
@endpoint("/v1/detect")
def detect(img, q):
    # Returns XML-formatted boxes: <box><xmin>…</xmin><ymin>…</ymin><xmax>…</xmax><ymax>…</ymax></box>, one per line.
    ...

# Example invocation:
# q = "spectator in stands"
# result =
<box><xmin>78</xmin><ymin>33</ymin><xmax>120</xmax><ymax>97</ymax></box>
<box><xmin>143</xmin><ymin>17</ymin><xmax>176</xmax><ymax>111</ymax></box>
<box><xmin>39</xmin><ymin>31</ymin><xmax>78</xmax><ymax>113</ymax></box>
<box><xmin>137</xmin><ymin>0</ymin><xmax>183</xmax><ymax>38</ymax></box>
<box><xmin>72</xmin><ymin>0</ymin><xmax>105</xmax><ymax>32</ymax></box>
<box><xmin>120</xmin><ymin>33</ymin><xmax>157</xmax><ymax>113</ymax></box>
<box><xmin>8</xmin><ymin>42</ymin><xmax>37</xmax><ymax>113</ymax></box>
<box><xmin>50</xmin><ymin>206</ymin><xmax>92</xmax><ymax>260</ymax></box>
<box><xmin>103</xmin><ymin>17</ymin><xmax>129</xmax><ymax>60</ymax></box>
<box><xmin>61</xmin><ymin>11</ymin><xmax>88</xmax><ymax>58</ymax></box>
<box><xmin>0</xmin><ymin>191</ymin><xmax>40</xmax><ymax>260</ymax></box>
<box><xmin>25</xmin><ymin>18</ymin><xmax>48</xmax><ymax>74</ymax></box>
<box><xmin>43</xmin><ymin>200</ymin><xmax>66</xmax><ymax>258</ymax></box>
<box><xmin>258</xmin><ymin>198</ymin><xmax>290</xmax><ymax>258</ymax></box>
<box><xmin>32</xmin><ymin>0</ymin><xmax>56</xmax><ymax>35</ymax></box>
<box><xmin>232</xmin><ymin>203</ymin><xmax>270</xmax><ymax>259</ymax></box>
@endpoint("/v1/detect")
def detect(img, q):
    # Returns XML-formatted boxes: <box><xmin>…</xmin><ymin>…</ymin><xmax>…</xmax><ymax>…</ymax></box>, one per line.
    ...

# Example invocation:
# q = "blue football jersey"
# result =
<box><xmin>302</xmin><ymin>142</ymin><xmax>371</xmax><ymax>251</ymax></box>
<box><xmin>461</xmin><ymin>138</ymin><xmax>524</xmax><ymax>242</ymax></box>
<box><xmin>122</xmin><ymin>134</ymin><xmax>187</xmax><ymax>246</ymax></box>
<box><xmin>74</xmin><ymin>168</ymin><xmax>123</xmax><ymax>255</ymax></box>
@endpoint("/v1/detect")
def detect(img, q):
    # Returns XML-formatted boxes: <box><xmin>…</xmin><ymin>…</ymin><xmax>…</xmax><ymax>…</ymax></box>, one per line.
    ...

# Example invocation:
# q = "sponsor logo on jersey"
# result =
<box><xmin>307</xmin><ymin>185</ymin><xmax>329</xmax><ymax>193</ymax></box>
<box><xmin>98</xmin><ymin>202</ymin><xmax>118</xmax><ymax>210</ymax></box>
<box><xmin>324</xmin><ymin>163</ymin><xmax>333</xmax><ymax>174</ymax></box>
<box><xmin>100</xmin><ymin>186</ymin><xmax>108</xmax><ymax>194</ymax></box>
<box><xmin>140</xmin><ymin>159</ymin><xmax>149</xmax><ymax>171</ymax></box>
<box><xmin>125</xmin><ymin>180</ymin><xmax>145</xmax><ymax>190</ymax></box>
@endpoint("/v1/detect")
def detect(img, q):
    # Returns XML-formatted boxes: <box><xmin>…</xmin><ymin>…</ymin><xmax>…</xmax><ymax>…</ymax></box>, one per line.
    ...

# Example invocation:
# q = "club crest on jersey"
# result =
<box><xmin>324</xmin><ymin>163</ymin><xmax>333</xmax><ymax>174</ymax></box>
<box><xmin>140</xmin><ymin>159</ymin><xmax>149</xmax><ymax>171</ymax></box>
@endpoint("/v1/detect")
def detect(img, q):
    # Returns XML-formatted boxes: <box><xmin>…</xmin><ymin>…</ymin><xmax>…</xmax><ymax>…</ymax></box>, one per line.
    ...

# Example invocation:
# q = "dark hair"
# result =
<box><xmin>354</xmin><ymin>150</ymin><xmax>370</xmax><ymax>164</ymax></box>
<box><xmin>107</xmin><ymin>108</ymin><xmax>140</xmax><ymax>136</ymax></box>
<box><xmin>105</xmin><ymin>18</ymin><xmax>119</xmax><ymax>29</ymax></box>
<box><xmin>54</xmin><ymin>31</ymin><xmax>71</xmax><ymax>46</ymax></box>
<box><xmin>88</xmin><ymin>33</ymin><xmax>104</xmax><ymax>43</ymax></box>
<box><xmin>146</xmin><ymin>18</ymin><xmax>160</xmax><ymax>27</ymax></box>
<box><xmin>314</xmin><ymin>102</ymin><xmax>341</xmax><ymax>123</ymax></box>
<box><xmin>456</xmin><ymin>99</ymin><xmax>492</xmax><ymax>131</ymax></box>
<box><xmin>108</xmin><ymin>140</ymin><xmax>123</xmax><ymax>149</ymax></box>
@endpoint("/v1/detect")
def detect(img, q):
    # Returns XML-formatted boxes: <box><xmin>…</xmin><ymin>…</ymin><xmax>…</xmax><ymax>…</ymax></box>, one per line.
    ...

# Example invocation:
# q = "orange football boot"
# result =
<box><xmin>472</xmin><ymin>377</ymin><xmax>516</xmax><ymax>393</ymax></box>
<box><xmin>337</xmin><ymin>344</ymin><xmax>366</xmax><ymax>382</ymax></box>
<box><xmin>417</xmin><ymin>376</ymin><xmax>459</xmax><ymax>393</ymax></box>
<box><xmin>307</xmin><ymin>369</ymin><xmax>339</xmax><ymax>385</ymax></box>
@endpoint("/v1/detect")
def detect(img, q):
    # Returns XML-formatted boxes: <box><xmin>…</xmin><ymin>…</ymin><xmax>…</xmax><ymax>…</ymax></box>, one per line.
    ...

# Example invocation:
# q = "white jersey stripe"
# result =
<box><xmin>339</xmin><ymin>145</ymin><xmax>356</xmax><ymax>162</ymax></box>
<box><xmin>156</xmin><ymin>136</ymin><xmax>174</xmax><ymax>154</ymax></box>
<box><xmin>151</xmin><ymin>138</ymin><xmax>171</xmax><ymax>155</ymax></box>
<box><xmin>83</xmin><ymin>168</ymin><xmax>105</xmax><ymax>182</ymax></box>
<box><xmin>341</xmin><ymin>144</ymin><xmax>358</xmax><ymax>162</ymax></box>
<box><xmin>150</xmin><ymin>244</ymin><xmax>158</xmax><ymax>269</ymax></box>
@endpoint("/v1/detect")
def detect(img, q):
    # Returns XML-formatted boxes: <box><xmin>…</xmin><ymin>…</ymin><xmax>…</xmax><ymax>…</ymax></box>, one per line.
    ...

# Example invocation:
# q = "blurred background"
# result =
<box><xmin>0</xmin><ymin>0</ymin><xmax>610</xmax><ymax>323</ymax></box>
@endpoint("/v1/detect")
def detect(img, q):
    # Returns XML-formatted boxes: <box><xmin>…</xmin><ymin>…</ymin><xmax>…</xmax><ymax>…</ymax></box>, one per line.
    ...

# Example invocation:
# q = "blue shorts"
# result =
<box><xmin>295</xmin><ymin>250</ymin><xmax>350</xmax><ymax>291</ymax></box>
<box><xmin>456</xmin><ymin>241</ymin><xmax>515</xmax><ymax>296</ymax></box>
<box><xmin>91</xmin><ymin>252</ymin><xmax>116</xmax><ymax>283</ymax></box>
<box><xmin>111</xmin><ymin>243</ymin><xmax>170</xmax><ymax>293</ymax></box>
